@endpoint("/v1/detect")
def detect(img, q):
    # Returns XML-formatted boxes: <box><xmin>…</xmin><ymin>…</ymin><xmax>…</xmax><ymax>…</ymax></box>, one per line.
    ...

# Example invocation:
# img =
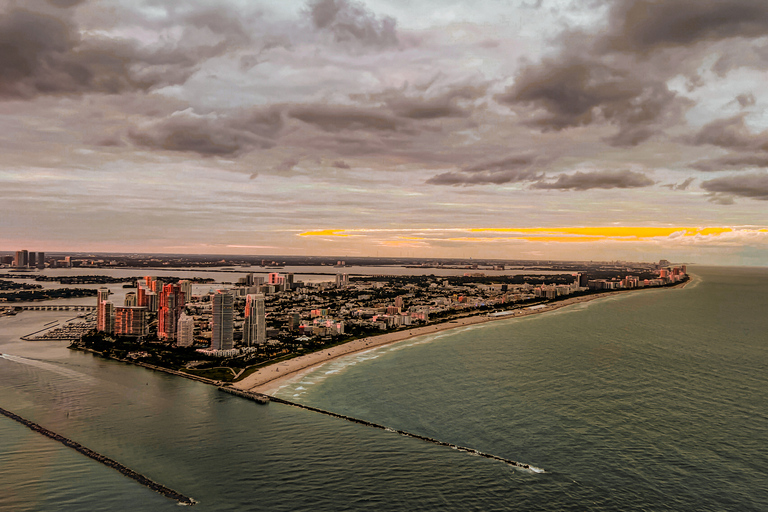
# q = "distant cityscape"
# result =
<box><xmin>2</xmin><ymin>249</ymin><xmax>687</xmax><ymax>383</ymax></box>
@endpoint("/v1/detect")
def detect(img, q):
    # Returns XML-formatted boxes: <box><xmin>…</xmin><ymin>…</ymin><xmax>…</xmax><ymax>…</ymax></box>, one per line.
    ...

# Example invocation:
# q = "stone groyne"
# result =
<box><xmin>0</xmin><ymin>406</ymin><xmax>196</xmax><ymax>506</ymax></box>
<box><xmin>259</xmin><ymin>396</ymin><xmax>544</xmax><ymax>473</ymax></box>
<box><xmin>218</xmin><ymin>386</ymin><xmax>270</xmax><ymax>404</ymax></box>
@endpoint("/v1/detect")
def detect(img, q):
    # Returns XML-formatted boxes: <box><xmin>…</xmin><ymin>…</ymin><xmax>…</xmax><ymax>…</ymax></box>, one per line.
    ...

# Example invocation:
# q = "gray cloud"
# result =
<box><xmin>736</xmin><ymin>92</ymin><xmax>757</xmax><ymax>108</ymax></box>
<box><xmin>601</xmin><ymin>0</ymin><xmax>768</xmax><ymax>53</ymax></box>
<box><xmin>675</xmin><ymin>177</ymin><xmax>695</xmax><ymax>190</ymax></box>
<box><xmin>690</xmin><ymin>114</ymin><xmax>768</xmax><ymax>150</ymax></box>
<box><xmin>372</xmin><ymin>83</ymin><xmax>487</xmax><ymax>120</ymax></box>
<box><xmin>663</xmin><ymin>177</ymin><xmax>695</xmax><ymax>190</ymax></box>
<box><xmin>0</xmin><ymin>3</ymin><xmax>251</xmax><ymax>99</ymax></box>
<box><xmin>46</xmin><ymin>0</ymin><xmax>85</xmax><ymax>7</ymax></box>
<box><xmin>532</xmin><ymin>169</ymin><xmax>655</xmax><ymax>190</ymax></box>
<box><xmin>275</xmin><ymin>157</ymin><xmax>300</xmax><ymax>173</ymax></box>
<box><xmin>426</xmin><ymin>155</ymin><xmax>542</xmax><ymax>186</ymax></box>
<box><xmin>308</xmin><ymin>0</ymin><xmax>398</xmax><ymax>47</ymax></box>
<box><xmin>332</xmin><ymin>160</ymin><xmax>351</xmax><ymax>169</ymax></box>
<box><xmin>128</xmin><ymin>107</ymin><xmax>283</xmax><ymax>156</ymax></box>
<box><xmin>288</xmin><ymin>104</ymin><xmax>405</xmax><ymax>132</ymax></box>
<box><xmin>708</xmin><ymin>193</ymin><xmax>735</xmax><ymax>205</ymax></box>
<box><xmin>701</xmin><ymin>171</ymin><xmax>768</xmax><ymax>200</ymax></box>
<box><xmin>691</xmin><ymin>153</ymin><xmax>768</xmax><ymax>171</ymax></box>
<box><xmin>497</xmin><ymin>57</ymin><xmax>682</xmax><ymax>146</ymax></box>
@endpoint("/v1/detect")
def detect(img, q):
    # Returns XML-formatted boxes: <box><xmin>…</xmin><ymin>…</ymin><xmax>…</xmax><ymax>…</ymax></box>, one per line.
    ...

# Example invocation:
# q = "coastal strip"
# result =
<box><xmin>0</xmin><ymin>406</ymin><xmax>196</xmax><ymax>506</ymax></box>
<box><xmin>257</xmin><ymin>395</ymin><xmax>543</xmax><ymax>472</ymax></box>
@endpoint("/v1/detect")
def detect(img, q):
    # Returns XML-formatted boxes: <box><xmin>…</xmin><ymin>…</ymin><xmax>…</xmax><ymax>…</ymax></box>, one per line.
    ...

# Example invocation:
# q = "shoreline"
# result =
<box><xmin>235</xmin><ymin>281</ymin><xmax>686</xmax><ymax>395</ymax></box>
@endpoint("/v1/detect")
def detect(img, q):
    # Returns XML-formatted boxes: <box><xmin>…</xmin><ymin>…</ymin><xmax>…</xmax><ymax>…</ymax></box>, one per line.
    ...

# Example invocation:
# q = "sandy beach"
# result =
<box><xmin>235</xmin><ymin>285</ymin><xmax>681</xmax><ymax>395</ymax></box>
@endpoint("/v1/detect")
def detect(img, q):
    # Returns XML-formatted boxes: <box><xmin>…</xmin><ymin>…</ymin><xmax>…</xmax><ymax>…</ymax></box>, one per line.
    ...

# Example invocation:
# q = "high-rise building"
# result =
<box><xmin>288</xmin><ymin>312</ymin><xmax>301</xmax><ymax>331</ymax></box>
<box><xmin>243</xmin><ymin>293</ymin><xmax>266</xmax><ymax>346</ymax></box>
<box><xmin>96</xmin><ymin>287</ymin><xmax>111</xmax><ymax>332</ymax></box>
<box><xmin>28</xmin><ymin>252</ymin><xmax>36</xmax><ymax>268</ymax></box>
<box><xmin>114</xmin><ymin>307</ymin><xmax>147</xmax><ymax>336</ymax></box>
<box><xmin>211</xmin><ymin>290</ymin><xmax>234</xmax><ymax>350</ymax></box>
<box><xmin>177</xmin><ymin>313</ymin><xmax>195</xmax><ymax>347</ymax></box>
<box><xmin>268</xmin><ymin>273</ymin><xmax>283</xmax><ymax>285</ymax></box>
<box><xmin>178</xmin><ymin>280</ymin><xmax>192</xmax><ymax>302</ymax></box>
<box><xmin>98</xmin><ymin>301</ymin><xmax>115</xmax><ymax>334</ymax></box>
<box><xmin>124</xmin><ymin>292</ymin><xmax>137</xmax><ymax>307</ymax></box>
<box><xmin>150</xmin><ymin>278</ymin><xmax>163</xmax><ymax>293</ymax></box>
<box><xmin>14</xmin><ymin>250</ymin><xmax>28</xmax><ymax>268</ymax></box>
<box><xmin>36</xmin><ymin>252</ymin><xmax>44</xmax><ymax>269</ymax></box>
<box><xmin>145</xmin><ymin>291</ymin><xmax>158</xmax><ymax>312</ymax></box>
<box><xmin>335</xmin><ymin>273</ymin><xmax>349</xmax><ymax>287</ymax></box>
<box><xmin>136</xmin><ymin>287</ymin><xmax>146</xmax><ymax>306</ymax></box>
<box><xmin>158</xmin><ymin>283</ymin><xmax>185</xmax><ymax>341</ymax></box>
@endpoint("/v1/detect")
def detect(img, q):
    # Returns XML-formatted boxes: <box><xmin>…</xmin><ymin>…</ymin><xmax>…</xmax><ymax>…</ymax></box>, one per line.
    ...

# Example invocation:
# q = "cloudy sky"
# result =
<box><xmin>3</xmin><ymin>0</ymin><xmax>768</xmax><ymax>265</ymax></box>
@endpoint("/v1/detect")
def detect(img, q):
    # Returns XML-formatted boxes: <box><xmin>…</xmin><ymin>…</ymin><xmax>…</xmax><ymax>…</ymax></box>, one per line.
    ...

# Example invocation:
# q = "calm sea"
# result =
<box><xmin>1</xmin><ymin>266</ymin><xmax>766</xmax><ymax>511</ymax></box>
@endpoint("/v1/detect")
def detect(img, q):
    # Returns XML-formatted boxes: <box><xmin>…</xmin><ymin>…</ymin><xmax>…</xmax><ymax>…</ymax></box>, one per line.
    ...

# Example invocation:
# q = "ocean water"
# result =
<box><xmin>1</xmin><ymin>266</ymin><xmax>767</xmax><ymax>511</ymax></box>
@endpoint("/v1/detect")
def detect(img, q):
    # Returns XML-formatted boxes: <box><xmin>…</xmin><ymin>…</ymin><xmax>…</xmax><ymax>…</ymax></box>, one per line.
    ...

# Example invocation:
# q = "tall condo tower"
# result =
<box><xmin>96</xmin><ymin>287</ymin><xmax>113</xmax><ymax>333</ymax></box>
<box><xmin>177</xmin><ymin>313</ymin><xmax>195</xmax><ymax>347</ymax></box>
<box><xmin>243</xmin><ymin>293</ymin><xmax>266</xmax><ymax>346</ymax></box>
<box><xmin>158</xmin><ymin>283</ymin><xmax>185</xmax><ymax>341</ymax></box>
<box><xmin>211</xmin><ymin>290</ymin><xmax>234</xmax><ymax>350</ymax></box>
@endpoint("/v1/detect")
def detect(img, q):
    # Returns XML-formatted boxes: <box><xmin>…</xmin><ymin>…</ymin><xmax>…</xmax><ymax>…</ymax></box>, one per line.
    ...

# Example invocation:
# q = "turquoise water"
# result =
<box><xmin>1</xmin><ymin>267</ymin><xmax>767</xmax><ymax>511</ymax></box>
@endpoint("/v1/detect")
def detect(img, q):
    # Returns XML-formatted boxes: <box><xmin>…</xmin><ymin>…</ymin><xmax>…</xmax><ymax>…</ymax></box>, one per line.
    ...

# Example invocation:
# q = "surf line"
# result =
<box><xmin>220</xmin><ymin>387</ymin><xmax>544</xmax><ymax>473</ymax></box>
<box><xmin>0</xmin><ymin>406</ymin><xmax>196</xmax><ymax>506</ymax></box>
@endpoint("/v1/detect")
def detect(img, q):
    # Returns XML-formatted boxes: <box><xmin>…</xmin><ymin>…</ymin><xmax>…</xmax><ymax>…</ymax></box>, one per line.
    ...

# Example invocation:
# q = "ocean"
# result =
<box><xmin>1</xmin><ymin>266</ymin><xmax>766</xmax><ymax>511</ymax></box>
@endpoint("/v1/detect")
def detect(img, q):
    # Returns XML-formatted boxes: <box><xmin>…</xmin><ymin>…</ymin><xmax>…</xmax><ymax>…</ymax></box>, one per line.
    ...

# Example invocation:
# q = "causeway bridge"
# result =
<box><xmin>14</xmin><ymin>305</ymin><xmax>96</xmax><ymax>312</ymax></box>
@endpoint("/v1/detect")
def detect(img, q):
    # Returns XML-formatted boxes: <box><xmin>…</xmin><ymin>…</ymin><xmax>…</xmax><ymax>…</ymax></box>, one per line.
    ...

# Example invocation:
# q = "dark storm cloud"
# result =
<box><xmin>701</xmin><ymin>171</ymin><xmax>768</xmax><ymax>200</ymax></box>
<box><xmin>601</xmin><ymin>0</ymin><xmax>768</xmax><ymax>53</ymax></box>
<box><xmin>690</xmin><ymin>115</ymin><xmax>768</xmax><ymax>150</ymax></box>
<box><xmin>128</xmin><ymin>107</ymin><xmax>283</xmax><ymax>156</ymax></box>
<box><xmin>497</xmin><ymin>57</ymin><xmax>682</xmax><ymax>146</ymax></box>
<box><xmin>0</xmin><ymin>3</ymin><xmax>250</xmax><ymax>99</ymax></box>
<box><xmin>308</xmin><ymin>0</ymin><xmax>398</xmax><ymax>47</ymax></box>
<box><xmin>691</xmin><ymin>154</ymin><xmax>768</xmax><ymax>171</ymax></box>
<box><xmin>425</xmin><ymin>155</ymin><xmax>542</xmax><ymax>186</ymax></box>
<box><xmin>532</xmin><ymin>169</ymin><xmax>654</xmax><ymax>190</ymax></box>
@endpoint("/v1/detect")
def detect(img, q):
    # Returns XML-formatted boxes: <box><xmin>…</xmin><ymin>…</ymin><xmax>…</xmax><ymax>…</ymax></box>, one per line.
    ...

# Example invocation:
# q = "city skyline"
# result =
<box><xmin>3</xmin><ymin>0</ymin><xmax>768</xmax><ymax>266</ymax></box>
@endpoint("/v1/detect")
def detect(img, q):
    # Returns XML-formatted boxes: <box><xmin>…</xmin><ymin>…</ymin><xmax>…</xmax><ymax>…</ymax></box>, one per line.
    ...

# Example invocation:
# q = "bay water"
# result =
<box><xmin>1</xmin><ymin>266</ymin><xmax>766</xmax><ymax>511</ymax></box>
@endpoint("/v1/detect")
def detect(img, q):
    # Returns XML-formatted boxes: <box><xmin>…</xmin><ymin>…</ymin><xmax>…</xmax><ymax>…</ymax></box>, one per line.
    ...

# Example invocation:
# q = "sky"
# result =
<box><xmin>2</xmin><ymin>0</ymin><xmax>768</xmax><ymax>265</ymax></box>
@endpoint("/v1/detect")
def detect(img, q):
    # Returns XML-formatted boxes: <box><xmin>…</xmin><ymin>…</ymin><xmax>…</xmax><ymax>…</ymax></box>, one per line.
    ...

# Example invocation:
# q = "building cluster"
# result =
<box><xmin>96</xmin><ymin>275</ymin><xmax>268</xmax><ymax>357</ymax></box>
<box><xmin>93</xmin><ymin>264</ymin><xmax>686</xmax><ymax>358</ymax></box>
<box><xmin>2</xmin><ymin>250</ymin><xmax>46</xmax><ymax>269</ymax></box>
<box><xmin>586</xmin><ymin>265</ymin><xmax>687</xmax><ymax>290</ymax></box>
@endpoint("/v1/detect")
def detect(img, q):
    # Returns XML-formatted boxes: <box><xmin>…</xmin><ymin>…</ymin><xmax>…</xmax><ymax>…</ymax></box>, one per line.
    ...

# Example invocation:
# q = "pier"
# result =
<box><xmin>0</xmin><ymin>406</ymin><xmax>196</xmax><ymax>506</ymax></box>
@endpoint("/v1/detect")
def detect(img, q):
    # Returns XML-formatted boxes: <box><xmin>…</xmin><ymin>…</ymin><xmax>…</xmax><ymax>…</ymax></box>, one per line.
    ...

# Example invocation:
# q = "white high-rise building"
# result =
<box><xmin>243</xmin><ymin>293</ymin><xmax>266</xmax><ymax>346</ymax></box>
<box><xmin>211</xmin><ymin>290</ymin><xmax>234</xmax><ymax>350</ymax></box>
<box><xmin>177</xmin><ymin>313</ymin><xmax>195</xmax><ymax>347</ymax></box>
<box><xmin>178</xmin><ymin>280</ymin><xmax>192</xmax><ymax>302</ymax></box>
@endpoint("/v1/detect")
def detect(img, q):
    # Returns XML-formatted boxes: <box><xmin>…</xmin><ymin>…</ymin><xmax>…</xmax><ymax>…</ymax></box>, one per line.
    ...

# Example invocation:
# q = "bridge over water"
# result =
<box><xmin>15</xmin><ymin>305</ymin><xmax>96</xmax><ymax>312</ymax></box>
